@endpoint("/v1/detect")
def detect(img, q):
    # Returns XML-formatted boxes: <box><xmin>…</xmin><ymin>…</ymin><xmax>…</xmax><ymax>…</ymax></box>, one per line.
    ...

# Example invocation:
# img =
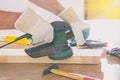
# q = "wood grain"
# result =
<box><xmin>0</xmin><ymin>29</ymin><xmax>103</xmax><ymax>64</ymax></box>
<box><xmin>0</xmin><ymin>63</ymin><xmax>103</xmax><ymax>80</ymax></box>
<box><xmin>0</xmin><ymin>43</ymin><xmax>103</xmax><ymax>64</ymax></box>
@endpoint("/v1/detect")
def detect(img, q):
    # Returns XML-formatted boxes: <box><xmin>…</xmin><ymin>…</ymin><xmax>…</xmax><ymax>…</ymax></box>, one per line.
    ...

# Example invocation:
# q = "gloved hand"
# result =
<box><xmin>15</xmin><ymin>8</ymin><xmax>54</xmax><ymax>45</ymax></box>
<box><xmin>58</xmin><ymin>7</ymin><xmax>90</xmax><ymax>47</ymax></box>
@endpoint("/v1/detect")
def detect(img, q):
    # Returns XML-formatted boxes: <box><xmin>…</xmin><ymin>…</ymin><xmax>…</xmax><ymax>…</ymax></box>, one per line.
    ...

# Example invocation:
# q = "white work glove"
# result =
<box><xmin>58</xmin><ymin>7</ymin><xmax>90</xmax><ymax>46</ymax></box>
<box><xmin>15</xmin><ymin>8</ymin><xmax>54</xmax><ymax>45</ymax></box>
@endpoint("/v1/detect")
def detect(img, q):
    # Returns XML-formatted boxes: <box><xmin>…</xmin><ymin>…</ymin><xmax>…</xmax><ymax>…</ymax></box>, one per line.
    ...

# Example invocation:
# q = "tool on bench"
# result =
<box><xmin>25</xmin><ymin>21</ymin><xmax>73</xmax><ymax>59</ymax></box>
<box><xmin>0</xmin><ymin>33</ymin><xmax>32</xmax><ymax>48</ymax></box>
<box><xmin>42</xmin><ymin>64</ymin><xmax>96</xmax><ymax>80</ymax></box>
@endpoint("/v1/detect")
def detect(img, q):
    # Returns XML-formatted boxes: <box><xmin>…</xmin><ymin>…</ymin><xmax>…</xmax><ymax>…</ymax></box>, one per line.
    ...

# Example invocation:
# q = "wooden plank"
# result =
<box><xmin>6</xmin><ymin>56</ymin><xmax>101</xmax><ymax>64</ymax></box>
<box><xmin>0</xmin><ymin>49</ymin><xmax>103</xmax><ymax>64</ymax></box>
<box><xmin>0</xmin><ymin>47</ymin><xmax>103</xmax><ymax>64</ymax></box>
<box><xmin>0</xmin><ymin>56</ymin><xmax>8</xmax><ymax>63</ymax></box>
<box><xmin>0</xmin><ymin>30</ymin><xmax>103</xmax><ymax>64</ymax></box>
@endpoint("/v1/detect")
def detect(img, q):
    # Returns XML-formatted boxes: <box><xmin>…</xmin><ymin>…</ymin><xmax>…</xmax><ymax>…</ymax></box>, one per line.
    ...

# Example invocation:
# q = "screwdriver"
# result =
<box><xmin>0</xmin><ymin>33</ymin><xmax>32</xmax><ymax>48</ymax></box>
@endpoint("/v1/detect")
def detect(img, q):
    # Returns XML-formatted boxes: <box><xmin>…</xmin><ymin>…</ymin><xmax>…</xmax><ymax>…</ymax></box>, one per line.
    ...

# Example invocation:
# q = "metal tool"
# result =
<box><xmin>42</xmin><ymin>64</ymin><xmax>95</xmax><ymax>80</ymax></box>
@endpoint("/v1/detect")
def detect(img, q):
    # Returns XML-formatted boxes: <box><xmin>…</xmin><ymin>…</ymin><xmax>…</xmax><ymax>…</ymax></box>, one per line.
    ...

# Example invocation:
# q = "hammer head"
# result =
<box><xmin>42</xmin><ymin>64</ymin><xmax>59</xmax><ymax>76</ymax></box>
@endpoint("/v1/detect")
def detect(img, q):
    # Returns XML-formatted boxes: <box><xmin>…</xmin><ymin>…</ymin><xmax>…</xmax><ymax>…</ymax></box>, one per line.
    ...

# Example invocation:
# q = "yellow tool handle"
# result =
<box><xmin>51</xmin><ymin>69</ymin><xmax>84</xmax><ymax>80</ymax></box>
<box><xmin>3</xmin><ymin>36</ymin><xmax>32</xmax><ymax>45</ymax></box>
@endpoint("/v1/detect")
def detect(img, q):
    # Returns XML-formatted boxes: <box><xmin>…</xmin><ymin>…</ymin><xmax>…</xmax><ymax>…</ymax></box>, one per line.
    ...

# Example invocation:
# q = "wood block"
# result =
<box><xmin>0</xmin><ymin>30</ymin><xmax>103</xmax><ymax>64</ymax></box>
<box><xmin>0</xmin><ymin>47</ymin><xmax>103</xmax><ymax>64</ymax></box>
<box><xmin>0</xmin><ymin>43</ymin><xmax>104</xmax><ymax>64</ymax></box>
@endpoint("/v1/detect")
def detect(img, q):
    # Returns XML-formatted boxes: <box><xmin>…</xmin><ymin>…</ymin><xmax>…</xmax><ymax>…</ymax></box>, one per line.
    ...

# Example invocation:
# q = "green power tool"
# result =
<box><xmin>25</xmin><ymin>21</ymin><xmax>73</xmax><ymax>60</ymax></box>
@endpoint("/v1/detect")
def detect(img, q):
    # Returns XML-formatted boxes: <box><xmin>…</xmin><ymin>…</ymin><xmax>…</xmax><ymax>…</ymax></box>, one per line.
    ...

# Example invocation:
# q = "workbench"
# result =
<box><xmin>0</xmin><ymin>50</ymin><xmax>120</xmax><ymax>80</ymax></box>
<box><xmin>0</xmin><ymin>0</ymin><xmax>120</xmax><ymax>79</ymax></box>
<box><xmin>0</xmin><ymin>30</ymin><xmax>119</xmax><ymax>79</ymax></box>
<box><xmin>0</xmin><ymin>29</ymin><xmax>104</xmax><ymax>64</ymax></box>
<box><xmin>0</xmin><ymin>30</ymin><xmax>105</xmax><ymax>79</ymax></box>
<box><xmin>0</xmin><ymin>46</ymin><xmax>103</xmax><ymax>64</ymax></box>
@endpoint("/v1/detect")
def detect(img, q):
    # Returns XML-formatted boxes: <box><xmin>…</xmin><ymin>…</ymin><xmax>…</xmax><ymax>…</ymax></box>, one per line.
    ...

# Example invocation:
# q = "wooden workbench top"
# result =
<box><xmin>0</xmin><ymin>29</ymin><xmax>103</xmax><ymax>64</ymax></box>
<box><xmin>0</xmin><ymin>41</ymin><xmax>104</xmax><ymax>64</ymax></box>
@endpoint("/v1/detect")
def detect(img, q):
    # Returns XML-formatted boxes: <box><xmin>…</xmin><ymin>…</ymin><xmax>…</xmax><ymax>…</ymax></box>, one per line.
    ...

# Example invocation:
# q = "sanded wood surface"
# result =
<box><xmin>0</xmin><ymin>29</ymin><xmax>103</xmax><ymax>64</ymax></box>
<box><xmin>0</xmin><ymin>54</ymin><xmax>102</xmax><ymax>64</ymax></box>
<box><xmin>0</xmin><ymin>42</ymin><xmax>103</xmax><ymax>64</ymax></box>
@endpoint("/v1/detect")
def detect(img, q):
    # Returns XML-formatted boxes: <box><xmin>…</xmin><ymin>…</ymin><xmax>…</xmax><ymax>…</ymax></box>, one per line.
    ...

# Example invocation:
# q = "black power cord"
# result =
<box><xmin>0</xmin><ymin>33</ymin><xmax>32</xmax><ymax>48</ymax></box>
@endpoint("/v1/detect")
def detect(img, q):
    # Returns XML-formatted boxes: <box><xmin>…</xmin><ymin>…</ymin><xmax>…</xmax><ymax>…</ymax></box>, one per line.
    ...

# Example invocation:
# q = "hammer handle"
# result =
<box><xmin>51</xmin><ymin>69</ymin><xmax>84</xmax><ymax>80</ymax></box>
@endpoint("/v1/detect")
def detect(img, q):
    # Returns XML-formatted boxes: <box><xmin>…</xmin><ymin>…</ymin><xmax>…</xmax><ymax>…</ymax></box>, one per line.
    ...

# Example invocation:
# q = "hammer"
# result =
<box><xmin>42</xmin><ymin>64</ymin><xmax>96</xmax><ymax>80</ymax></box>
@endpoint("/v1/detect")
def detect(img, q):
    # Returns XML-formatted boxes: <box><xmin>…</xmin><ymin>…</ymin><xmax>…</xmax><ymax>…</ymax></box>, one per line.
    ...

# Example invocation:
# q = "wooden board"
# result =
<box><xmin>0</xmin><ymin>11</ymin><xmax>21</xmax><ymax>29</ymax></box>
<box><xmin>0</xmin><ymin>47</ymin><xmax>103</xmax><ymax>64</ymax></box>
<box><xmin>0</xmin><ymin>30</ymin><xmax>104</xmax><ymax>64</ymax></box>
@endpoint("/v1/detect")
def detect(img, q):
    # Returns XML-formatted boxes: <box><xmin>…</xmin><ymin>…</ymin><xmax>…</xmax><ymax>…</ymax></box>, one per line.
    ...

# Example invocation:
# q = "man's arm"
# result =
<box><xmin>29</xmin><ymin>0</ymin><xmax>64</xmax><ymax>15</ymax></box>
